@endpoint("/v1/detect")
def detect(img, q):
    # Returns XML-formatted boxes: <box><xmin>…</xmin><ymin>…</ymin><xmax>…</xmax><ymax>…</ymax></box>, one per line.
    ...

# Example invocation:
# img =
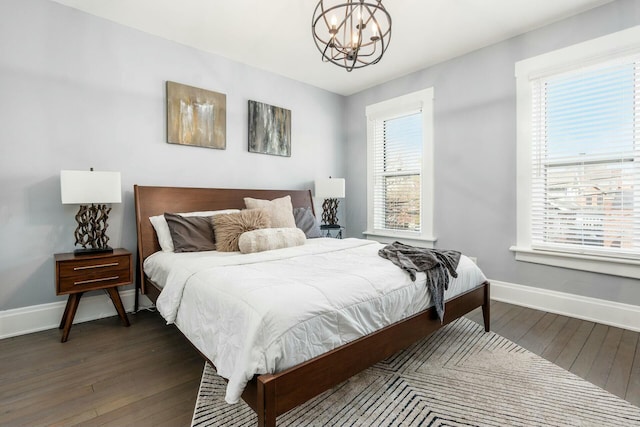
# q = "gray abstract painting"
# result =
<box><xmin>248</xmin><ymin>100</ymin><xmax>291</xmax><ymax>157</ymax></box>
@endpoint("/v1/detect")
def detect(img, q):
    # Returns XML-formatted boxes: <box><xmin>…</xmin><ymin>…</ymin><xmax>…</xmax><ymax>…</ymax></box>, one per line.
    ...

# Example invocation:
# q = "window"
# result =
<box><xmin>365</xmin><ymin>88</ymin><xmax>435</xmax><ymax>246</ymax></box>
<box><xmin>373</xmin><ymin>112</ymin><xmax>422</xmax><ymax>232</ymax></box>
<box><xmin>513</xmin><ymin>26</ymin><xmax>640</xmax><ymax>278</ymax></box>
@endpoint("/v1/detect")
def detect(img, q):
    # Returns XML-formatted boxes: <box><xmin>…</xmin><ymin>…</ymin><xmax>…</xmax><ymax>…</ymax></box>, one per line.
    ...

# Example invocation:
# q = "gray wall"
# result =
<box><xmin>0</xmin><ymin>0</ymin><xmax>346</xmax><ymax>310</ymax></box>
<box><xmin>345</xmin><ymin>0</ymin><xmax>640</xmax><ymax>305</ymax></box>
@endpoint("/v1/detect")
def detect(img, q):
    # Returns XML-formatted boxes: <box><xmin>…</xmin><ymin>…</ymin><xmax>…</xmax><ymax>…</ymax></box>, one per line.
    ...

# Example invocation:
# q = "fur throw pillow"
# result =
<box><xmin>212</xmin><ymin>209</ymin><xmax>271</xmax><ymax>252</ymax></box>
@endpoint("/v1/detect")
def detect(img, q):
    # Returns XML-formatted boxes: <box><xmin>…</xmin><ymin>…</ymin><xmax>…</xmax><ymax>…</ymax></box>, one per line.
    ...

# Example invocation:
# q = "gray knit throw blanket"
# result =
<box><xmin>378</xmin><ymin>241</ymin><xmax>461</xmax><ymax>322</ymax></box>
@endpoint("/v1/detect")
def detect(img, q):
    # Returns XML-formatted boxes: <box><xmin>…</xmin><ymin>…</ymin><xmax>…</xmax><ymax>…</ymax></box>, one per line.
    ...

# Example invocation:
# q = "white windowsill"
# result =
<box><xmin>363</xmin><ymin>230</ymin><xmax>437</xmax><ymax>248</ymax></box>
<box><xmin>510</xmin><ymin>246</ymin><xmax>640</xmax><ymax>279</ymax></box>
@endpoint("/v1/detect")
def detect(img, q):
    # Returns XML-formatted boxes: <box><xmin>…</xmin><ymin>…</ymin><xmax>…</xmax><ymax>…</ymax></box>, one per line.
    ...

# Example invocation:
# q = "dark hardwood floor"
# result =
<box><xmin>1</xmin><ymin>301</ymin><xmax>638</xmax><ymax>426</ymax></box>
<box><xmin>0</xmin><ymin>309</ymin><xmax>203</xmax><ymax>427</ymax></box>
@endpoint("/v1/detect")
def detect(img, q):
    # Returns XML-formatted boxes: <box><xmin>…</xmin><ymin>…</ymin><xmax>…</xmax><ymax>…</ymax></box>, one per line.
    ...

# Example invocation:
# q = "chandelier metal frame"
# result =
<box><xmin>312</xmin><ymin>0</ymin><xmax>392</xmax><ymax>72</ymax></box>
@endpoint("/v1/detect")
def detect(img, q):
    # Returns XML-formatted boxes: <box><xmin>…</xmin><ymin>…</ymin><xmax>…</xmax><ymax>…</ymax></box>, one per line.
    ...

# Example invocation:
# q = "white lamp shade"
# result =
<box><xmin>315</xmin><ymin>178</ymin><xmax>345</xmax><ymax>198</ymax></box>
<box><xmin>60</xmin><ymin>170</ymin><xmax>122</xmax><ymax>204</ymax></box>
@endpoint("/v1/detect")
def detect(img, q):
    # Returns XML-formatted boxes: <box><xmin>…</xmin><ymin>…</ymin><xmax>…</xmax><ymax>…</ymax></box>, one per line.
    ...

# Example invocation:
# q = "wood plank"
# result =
<box><xmin>554</xmin><ymin>320</ymin><xmax>595</xmax><ymax>371</ymax></box>
<box><xmin>490</xmin><ymin>304</ymin><xmax>524</xmax><ymax>334</ymax></box>
<box><xmin>511</xmin><ymin>312</ymin><xmax>557</xmax><ymax>355</ymax></box>
<box><xmin>570</xmin><ymin>323</ymin><xmax>609</xmax><ymax>378</ymax></box>
<box><xmin>48</xmin><ymin>408</ymin><xmax>99</xmax><ymax>426</ymax></box>
<box><xmin>3</xmin><ymin>342</ymin><xmax>199</xmax><ymax>424</ymax></box>
<box><xmin>498</xmin><ymin>307</ymin><xmax>546</xmax><ymax>343</ymax></box>
<box><xmin>0</xmin><ymin>311</ymin><xmax>203</xmax><ymax>427</ymax></box>
<box><xmin>0</xmin><ymin>312</ymin><xmax>166</xmax><ymax>377</ymax></box>
<box><xmin>605</xmin><ymin>329</ymin><xmax>638</xmax><ymax>400</ymax></box>
<box><xmin>64</xmin><ymin>374</ymin><xmax>201</xmax><ymax>427</ymax></box>
<box><xmin>520</xmin><ymin>313</ymin><xmax>570</xmax><ymax>357</ymax></box>
<box><xmin>2</xmin><ymin>326</ymin><xmax>187</xmax><ymax>405</ymax></box>
<box><xmin>8</xmin><ymin>347</ymin><xmax>201</xmax><ymax>426</ymax></box>
<box><xmin>2</xmin><ymin>326</ymin><xmax>175</xmax><ymax>391</ymax></box>
<box><xmin>624</xmin><ymin>332</ymin><xmax>640</xmax><ymax>406</ymax></box>
<box><xmin>486</xmin><ymin>301</ymin><xmax>517</xmax><ymax>325</ymax></box>
<box><xmin>586</xmin><ymin>326</ymin><xmax>623</xmax><ymax>389</ymax></box>
<box><xmin>541</xmin><ymin>316</ymin><xmax>581</xmax><ymax>363</ymax></box>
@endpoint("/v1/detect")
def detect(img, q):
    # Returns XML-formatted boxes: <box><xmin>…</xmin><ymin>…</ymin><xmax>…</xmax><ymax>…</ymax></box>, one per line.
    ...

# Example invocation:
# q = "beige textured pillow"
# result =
<box><xmin>212</xmin><ymin>210</ymin><xmax>271</xmax><ymax>252</ymax></box>
<box><xmin>238</xmin><ymin>228</ymin><xmax>306</xmax><ymax>254</ymax></box>
<box><xmin>244</xmin><ymin>195</ymin><xmax>296</xmax><ymax>228</ymax></box>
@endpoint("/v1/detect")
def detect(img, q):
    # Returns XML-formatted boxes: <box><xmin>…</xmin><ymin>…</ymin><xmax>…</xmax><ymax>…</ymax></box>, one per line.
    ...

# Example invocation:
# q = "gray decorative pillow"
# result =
<box><xmin>212</xmin><ymin>209</ymin><xmax>271</xmax><ymax>252</ymax></box>
<box><xmin>164</xmin><ymin>213</ymin><xmax>216</xmax><ymax>253</ymax></box>
<box><xmin>238</xmin><ymin>228</ymin><xmax>306</xmax><ymax>254</ymax></box>
<box><xmin>293</xmin><ymin>207</ymin><xmax>323</xmax><ymax>238</ymax></box>
<box><xmin>244</xmin><ymin>195</ymin><xmax>296</xmax><ymax>228</ymax></box>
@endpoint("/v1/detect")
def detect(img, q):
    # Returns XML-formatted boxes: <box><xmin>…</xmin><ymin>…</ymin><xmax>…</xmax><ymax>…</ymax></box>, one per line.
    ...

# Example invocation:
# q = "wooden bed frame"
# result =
<box><xmin>133</xmin><ymin>185</ymin><xmax>490</xmax><ymax>427</ymax></box>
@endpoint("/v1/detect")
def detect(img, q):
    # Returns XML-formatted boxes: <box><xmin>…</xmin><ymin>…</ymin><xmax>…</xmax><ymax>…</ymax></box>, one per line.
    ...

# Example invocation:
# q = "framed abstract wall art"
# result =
<box><xmin>166</xmin><ymin>81</ymin><xmax>226</xmax><ymax>149</ymax></box>
<box><xmin>248</xmin><ymin>100</ymin><xmax>291</xmax><ymax>157</ymax></box>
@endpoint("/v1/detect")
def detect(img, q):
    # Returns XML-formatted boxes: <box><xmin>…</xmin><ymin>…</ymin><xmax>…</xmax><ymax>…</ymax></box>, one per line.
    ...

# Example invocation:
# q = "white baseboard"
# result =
<box><xmin>0</xmin><ymin>290</ymin><xmax>154</xmax><ymax>340</ymax></box>
<box><xmin>490</xmin><ymin>280</ymin><xmax>640</xmax><ymax>332</ymax></box>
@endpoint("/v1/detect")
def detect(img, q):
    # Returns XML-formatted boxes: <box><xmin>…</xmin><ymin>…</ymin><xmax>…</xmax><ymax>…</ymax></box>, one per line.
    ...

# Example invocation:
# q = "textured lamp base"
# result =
<box><xmin>321</xmin><ymin>198</ymin><xmax>340</xmax><ymax>225</ymax></box>
<box><xmin>73</xmin><ymin>204</ymin><xmax>113</xmax><ymax>253</ymax></box>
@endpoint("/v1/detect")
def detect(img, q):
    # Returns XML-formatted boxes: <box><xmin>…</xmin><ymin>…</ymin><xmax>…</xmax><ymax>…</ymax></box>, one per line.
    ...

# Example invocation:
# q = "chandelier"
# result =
<box><xmin>312</xmin><ymin>0</ymin><xmax>392</xmax><ymax>72</ymax></box>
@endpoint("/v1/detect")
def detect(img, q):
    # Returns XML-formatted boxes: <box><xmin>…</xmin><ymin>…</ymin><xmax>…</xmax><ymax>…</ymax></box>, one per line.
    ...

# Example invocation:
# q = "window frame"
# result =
<box><xmin>512</xmin><ymin>25</ymin><xmax>640</xmax><ymax>279</ymax></box>
<box><xmin>364</xmin><ymin>88</ymin><xmax>435</xmax><ymax>247</ymax></box>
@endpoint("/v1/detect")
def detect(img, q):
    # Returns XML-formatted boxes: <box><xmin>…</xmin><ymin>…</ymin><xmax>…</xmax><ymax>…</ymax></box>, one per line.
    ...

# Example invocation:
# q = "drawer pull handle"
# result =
<box><xmin>74</xmin><ymin>276</ymin><xmax>119</xmax><ymax>285</ymax></box>
<box><xmin>74</xmin><ymin>262</ymin><xmax>119</xmax><ymax>271</ymax></box>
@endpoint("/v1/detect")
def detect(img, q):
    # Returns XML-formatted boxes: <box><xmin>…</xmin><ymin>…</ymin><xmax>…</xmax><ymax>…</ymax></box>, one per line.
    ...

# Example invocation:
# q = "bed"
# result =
<box><xmin>134</xmin><ymin>185</ymin><xmax>490</xmax><ymax>427</ymax></box>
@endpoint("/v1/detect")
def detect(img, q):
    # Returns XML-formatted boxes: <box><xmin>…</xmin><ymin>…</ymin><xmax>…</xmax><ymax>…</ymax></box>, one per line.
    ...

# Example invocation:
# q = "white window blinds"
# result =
<box><xmin>530</xmin><ymin>55</ymin><xmax>640</xmax><ymax>258</ymax></box>
<box><xmin>371</xmin><ymin>111</ymin><xmax>423</xmax><ymax>232</ymax></box>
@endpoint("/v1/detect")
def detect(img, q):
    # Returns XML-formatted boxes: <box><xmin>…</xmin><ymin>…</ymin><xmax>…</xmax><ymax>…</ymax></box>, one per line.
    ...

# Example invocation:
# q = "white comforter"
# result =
<box><xmin>145</xmin><ymin>238</ymin><xmax>486</xmax><ymax>404</ymax></box>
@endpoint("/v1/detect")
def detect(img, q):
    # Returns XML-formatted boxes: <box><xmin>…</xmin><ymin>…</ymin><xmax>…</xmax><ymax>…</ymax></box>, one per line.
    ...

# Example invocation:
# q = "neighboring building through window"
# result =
<box><xmin>365</xmin><ymin>88</ymin><xmax>435</xmax><ymax>246</ymax></box>
<box><xmin>513</xmin><ymin>26</ymin><xmax>640</xmax><ymax>278</ymax></box>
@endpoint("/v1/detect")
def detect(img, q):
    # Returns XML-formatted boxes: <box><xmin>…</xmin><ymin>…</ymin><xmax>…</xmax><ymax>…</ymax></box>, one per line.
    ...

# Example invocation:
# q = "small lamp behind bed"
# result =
<box><xmin>60</xmin><ymin>169</ymin><xmax>121</xmax><ymax>254</ymax></box>
<box><xmin>315</xmin><ymin>177</ymin><xmax>345</xmax><ymax>226</ymax></box>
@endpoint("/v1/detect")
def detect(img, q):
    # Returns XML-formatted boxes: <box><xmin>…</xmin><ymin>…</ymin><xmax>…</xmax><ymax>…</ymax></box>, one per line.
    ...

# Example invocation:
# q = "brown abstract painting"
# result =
<box><xmin>167</xmin><ymin>81</ymin><xmax>226</xmax><ymax>149</ymax></box>
<box><xmin>248</xmin><ymin>100</ymin><xmax>291</xmax><ymax>157</ymax></box>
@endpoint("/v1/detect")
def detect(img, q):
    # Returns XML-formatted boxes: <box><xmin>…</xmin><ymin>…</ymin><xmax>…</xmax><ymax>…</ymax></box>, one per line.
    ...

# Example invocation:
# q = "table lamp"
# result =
<box><xmin>315</xmin><ymin>177</ymin><xmax>345</xmax><ymax>226</ymax></box>
<box><xmin>60</xmin><ymin>169</ymin><xmax>122</xmax><ymax>254</ymax></box>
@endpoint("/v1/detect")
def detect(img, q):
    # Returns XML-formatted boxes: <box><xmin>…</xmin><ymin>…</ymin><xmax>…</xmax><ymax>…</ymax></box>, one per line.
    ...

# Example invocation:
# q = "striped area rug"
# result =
<box><xmin>191</xmin><ymin>317</ymin><xmax>640</xmax><ymax>426</ymax></box>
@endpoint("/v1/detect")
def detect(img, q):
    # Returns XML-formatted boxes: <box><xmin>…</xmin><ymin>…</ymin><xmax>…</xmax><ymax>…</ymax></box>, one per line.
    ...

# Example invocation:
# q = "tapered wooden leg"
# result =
<box><xmin>482</xmin><ymin>282</ymin><xmax>491</xmax><ymax>332</ymax></box>
<box><xmin>59</xmin><ymin>297</ymin><xmax>72</xmax><ymax>329</ymax></box>
<box><xmin>106</xmin><ymin>287</ymin><xmax>130</xmax><ymax>327</ymax></box>
<box><xmin>61</xmin><ymin>293</ymin><xmax>82</xmax><ymax>342</ymax></box>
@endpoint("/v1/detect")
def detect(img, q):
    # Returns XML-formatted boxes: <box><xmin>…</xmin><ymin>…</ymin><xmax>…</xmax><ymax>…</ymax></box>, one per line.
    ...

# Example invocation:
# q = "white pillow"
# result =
<box><xmin>238</xmin><ymin>228</ymin><xmax>306</xmax><ymax>254</ymax></box>
<box><xmin>149</xmin><ymin>209</ymin><xmax>240</xmax><ymax>252</ymax></box>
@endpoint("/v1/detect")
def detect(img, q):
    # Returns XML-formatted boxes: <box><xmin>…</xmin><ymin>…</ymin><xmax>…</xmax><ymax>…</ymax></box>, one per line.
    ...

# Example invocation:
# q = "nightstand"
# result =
<box><xmin>54</xmin><ymin>248</ymin><xmax>132</xmax><ymax>342</ymax></box>
<box><xmin>320</xmin><ymin>224</ymin><xmax>344</xmax><ymax>239</ymax></box>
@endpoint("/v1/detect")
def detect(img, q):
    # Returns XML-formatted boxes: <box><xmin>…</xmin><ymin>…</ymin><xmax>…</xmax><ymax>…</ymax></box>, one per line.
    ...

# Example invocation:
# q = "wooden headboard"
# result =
<box><xmin>133</xmin><ymin>185</ymin><xmax>314</xmax><ymax>296</ymax></box>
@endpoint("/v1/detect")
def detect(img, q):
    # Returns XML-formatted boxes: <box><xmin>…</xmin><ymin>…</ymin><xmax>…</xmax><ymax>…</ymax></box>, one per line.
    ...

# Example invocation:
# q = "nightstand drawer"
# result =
<box><xmin>57</xmin><ymin>254</ymin><xmax>131</xmax><ymax>294</ymax></box>
<box><xmin>54</xmin><ymin>248</ymin><xmax>132</xmax><ymax>342</ymax></box>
